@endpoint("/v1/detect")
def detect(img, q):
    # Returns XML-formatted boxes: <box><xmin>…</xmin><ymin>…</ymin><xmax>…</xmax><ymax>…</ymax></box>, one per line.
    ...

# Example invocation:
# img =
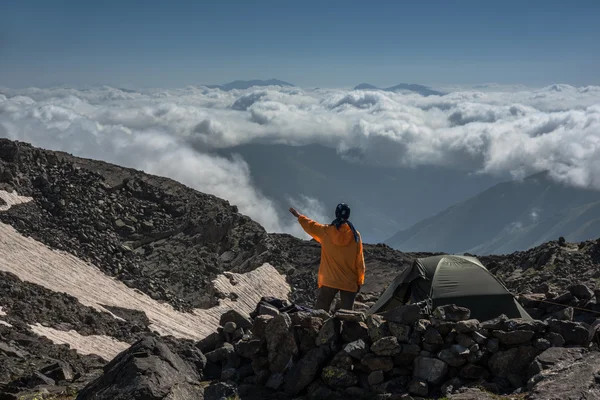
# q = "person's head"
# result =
<box><xmin>335</xmin><ymin>203</ymin><xmax>351</xmax><ymax>221</ymax></box>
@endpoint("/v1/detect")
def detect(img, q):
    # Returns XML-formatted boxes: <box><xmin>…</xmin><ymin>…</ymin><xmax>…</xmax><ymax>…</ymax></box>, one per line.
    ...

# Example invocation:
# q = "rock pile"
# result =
<box><xmin>79</xmin><ymin>303</ymin><xmax>600</xmax><ymax>399</ymax></box>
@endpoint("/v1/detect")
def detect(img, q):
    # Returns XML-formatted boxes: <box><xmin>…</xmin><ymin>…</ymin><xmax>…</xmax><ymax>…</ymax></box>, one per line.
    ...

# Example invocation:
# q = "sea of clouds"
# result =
<box><xmin>1</xmin><ymin>83</ymin><xmax>599</xmax><ymax>236</ymax></box>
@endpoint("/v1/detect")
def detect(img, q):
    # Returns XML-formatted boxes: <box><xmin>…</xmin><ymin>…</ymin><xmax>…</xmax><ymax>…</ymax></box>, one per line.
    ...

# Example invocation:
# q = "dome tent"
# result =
<box><xmin>368</xmin><ymin>255</ymin><xmax>531</xmax><ymax>321</ymax></box>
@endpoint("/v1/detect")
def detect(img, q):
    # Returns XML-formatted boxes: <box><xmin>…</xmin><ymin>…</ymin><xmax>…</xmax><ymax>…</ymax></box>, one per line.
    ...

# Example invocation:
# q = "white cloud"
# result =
<box><xmin>1</xmin><ymin>83</ymin><xmax>599</xmax><ymax>235</ymax></box>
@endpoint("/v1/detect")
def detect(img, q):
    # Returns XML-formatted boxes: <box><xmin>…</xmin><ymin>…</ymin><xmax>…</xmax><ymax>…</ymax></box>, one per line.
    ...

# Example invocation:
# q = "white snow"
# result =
<box><xmin>0</xmin><ymin>189</ymin><xmax>291</xmax><ymax>359</ymax></box>
<box><xmin>30</xmin><ymin>323</ymin><xmax>130</xmax><ymax>360</ymax></box>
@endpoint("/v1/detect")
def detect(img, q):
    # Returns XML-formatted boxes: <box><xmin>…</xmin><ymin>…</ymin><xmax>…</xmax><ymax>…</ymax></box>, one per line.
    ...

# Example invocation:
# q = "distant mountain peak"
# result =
<box><xmin>204</xmin><ymin>79</ymin><xmax>294</xmax><ymax>91</ymax></box>
<box><xmin>353</xmin><ymin>83</ymin><xmax>444</xmax><ymax>97</ymax></box>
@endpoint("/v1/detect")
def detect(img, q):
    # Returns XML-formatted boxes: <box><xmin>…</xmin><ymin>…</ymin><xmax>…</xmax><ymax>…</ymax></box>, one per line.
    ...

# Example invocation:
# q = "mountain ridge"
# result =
<box><xmin>204</xmin><ymin>79</ymin><xmax>295</xmax><ymax>91</ymax></box>
<box><xmin>386</xmin><ymin>171</ymin><xmax>600</xmax><ymax>254</ymax></box>
<box><xmin>353</xmin><ymin>82</ymin><xmax>444</xmax><ymax>96</ymax></box>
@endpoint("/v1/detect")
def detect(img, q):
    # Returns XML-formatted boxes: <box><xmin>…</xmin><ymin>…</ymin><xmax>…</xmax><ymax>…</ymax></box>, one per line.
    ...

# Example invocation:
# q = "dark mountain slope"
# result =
<box><xmin>386</xmin><ymin>171</ymin><xmax>600</xmax><ymax>254</ymax></box>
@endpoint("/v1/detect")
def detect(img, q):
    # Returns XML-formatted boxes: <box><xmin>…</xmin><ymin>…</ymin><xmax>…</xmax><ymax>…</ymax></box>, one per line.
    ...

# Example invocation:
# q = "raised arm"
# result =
<box><xmin>290</xmin><ymin>207</ymin><xmax>327</xmax><ymax>243</ymax></box>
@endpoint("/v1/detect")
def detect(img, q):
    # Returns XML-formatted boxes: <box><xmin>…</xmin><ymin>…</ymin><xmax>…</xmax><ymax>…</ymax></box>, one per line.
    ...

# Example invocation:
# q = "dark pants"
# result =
<box><xmin>315</xmin><ymin>286</ymin><xmax>358</xmax><ymax>312</ymax></box>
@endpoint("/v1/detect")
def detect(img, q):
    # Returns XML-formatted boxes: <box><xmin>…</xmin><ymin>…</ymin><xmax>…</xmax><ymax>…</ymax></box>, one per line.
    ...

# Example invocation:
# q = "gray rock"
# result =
<box><xmin>330</xmin><ymin>351</ymin><xmax>354</xmax><ymax>370</ymax></box>
<box><xmin>413</xmin><ymin>356</ymin><xmax>449</xmax><ymax>385</ymax></box>
<box><xmin>380</xmin><ymin>304</ymin><xmax>421</xmax><ymax>324</ymax></box>
<box><xmin>76</xmin><ymin>337</ymin><xmax>202</xmax><ymax>400</ymax></box>
<box><xmin>343</xmin><ymin>339</ymin><xmax>368</xmax><ymax>360</ymax></box>
<box><xmin>204</xmin><ymin>382</ymin><xmax>236</xmax><ymax>400</ymax></box>
<box><xmin>388</xmin><ymin>322</ymin><xmax>412</xmax><ymax>343</ymax></box>
<box><xmin>488</xmin><ymin>346</ymin><xmax>539</xmax><ymax>377</ymax></box>
<box><xmin>220</xmin><ymin>309</ymin><xmax>253</xmax><ymax>330</ymax></box>
<box><xmin>472</xmin><ymin>331</ymin><xmax>487</xmax><ymax>344</ymax></box>
<box><xmin>39</xmin><ymin>361</ymin><xmax>74</xmax><ymax>382</ymax></box>
<box><xmin>223</xmin><ymin>321</ymin><xmax>237</xmax><ymax>334</ymax></box>
<box><xmin>367</xmin><ymin>314</ymin><xmax>390</xmax><ymax>343</ymax></box>
<box><xmin>266</xmin><ymin>313</ymin><xmax>298</xmax><ymax>373</ymax></box>
<box><xmin>321</xmin><ymin>366</ymin><xmax>358</xmax><ymax>387</ymax></box>
<box><xmin>438</xmin><ymin>349</ymin><xmax>467</xmax><ymax>367</ymax></box>
<box><xmin>334</xmin><ymin>309</ymin><xmax>366</xmax><ymax>323</ymax></box>
<box><xmin>456</xmin><ymin>333</ymin><xmax>476</xmax><ymax>348</ymax></box>
<box><xmin>432</xmin><ymin>304</ymin><xmax>471</xmax><ymax>322</ymax></box>
<box><xmin>371</xmin><ymin>336</ymin><xmax>401</xmax><ymax>356</ymax></box>
<box><xmin>408</xmin><ymin>378</ymin><xmax>429</xmax><ymax>396</ymax></box>
<box><xmin>235</xmin><ymin>339</ymin><xmax>262</xmax><ymax>359</ymax></box>
<box><xmin>534</xmin><ymin>338</ymin><xmax>551</xmax><ymax>351</ymax></box>
<box><xmin>423</xmin><ymin>326</ymin><xmax>444</xmax><ymax>345</ymax></box>
<box><xmin>205</xmin><ymin>343</ymin><xmax>234</xmax><ymax>363</ymax></box>
<box><xmin>492</xmin><ymin>330</ymin><xmax>535</xmax><ymax>345</ymax></box>
<box><xmin>251</xmin><ymin>315</ymin><xmax>273</xmax><ymax>339</ymax></box>
<box><xmin>481</xmin><ymin>314</ymin><xmax>508</xmax><ymax>330</ymax></box>
<box><xmin>316</xmin><ymin>318</ymin><xmax>341</xmax><ymax>346</ymax></box>
<box><xmin>486</xmin><ymin>338</ymin><xmax>499</xmax><ymax>353</ymax></box>
<box><xmin>368</xmin><ymin>370</ymin><xmax>385</xmax><ymax>386</ymax></box>
<box><xmin>547</xmin><ymin>320</ymin><xmax>592</xmax><ymax>346</ymax></box>
<box><xmin>0</xmin><ymin>342</ymin><xmax>26</xmax><ymax>359</ymax></box>
<box><xmin>196</xmin><ymin>332</ymin><xmax>223</xmax><ymax>353</ymax></box>
<box><xmin>456</xmin><ymin>319</ymin><xmax>480</xmax><ymax>333</ymax></box>
<box><xmin>546</xmin><ymin>332</ymin><xmax>565</xmax><ymax>347</ymax></box>
<box><xmin>361</xmin><ymin>354</ymin><xmax>394</xmax><ymax>372</ymax></box>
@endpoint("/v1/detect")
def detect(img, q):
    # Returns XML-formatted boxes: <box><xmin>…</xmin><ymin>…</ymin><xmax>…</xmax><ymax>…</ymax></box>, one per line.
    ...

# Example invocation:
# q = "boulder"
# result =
<box><xmin>283</xmin><ymin>344</ymin><xmax>333</xmax><ymax>396</ymax></box>
<box><xmin>492</xmin><ymin>330</ymin><xmax>535</xmax><ymax>345</ymax></box>
<box><xmin>76</xmin><ymin>337</ymin><xmax>203</xmax><ymax>400</ymax></box>
<box><xmin>423</xmin><ymin>326</ymin><xmax>444</xmax><ymax>345</ymax></box>
<box><xmin>39</xmin><ymin>361</ymin><xmax>74</xmax><ymax>383</ymax></box>
<box><xmin>321</xmin><ymin>366</ymin><xmax>358</xmax><ymax>388</ymax></box>
<box><xmin>413</xmin><ymin>356</ymin><xmax>448</xmax><ymax>385</ymax></box>
<box><xmin>361</xmin><ymin>354</ymin><xmax>394</xmax><ymax>372</ymax></box>
<box><xmin>343</xmin><ymin>339</ymin><xmax>369</xmax><ymax>360</ymax></box>
<box><xmin>220</xmin><ymin>309</ymin><xmax>253</xmax><ymax>330</ymax></box>
<box><xmin>316</xmin><ymin>318</ymin><xmax>341</xmax><ymax>346</ymax></box>
<box><xmin>366</xmin><ymin>314</ymin><xmax>390</xmax><ymax>343</ymax></box>
<box><xmin>388</xmin><ymin>322</ymin><xmax>412</xmax><ymax>343</ymax></box>
<box><xmin>251</xmin><ymin>315</ymin><xmax>273</xmax><ymax>339</ymax></box>
<box><xmin>432</xmin><ymin>304</ymin><xmax>471</xmax><ymax>322</ymax></box>
<box><xmin>368</xmin><ymin>370</ymin><xmax>385</xmax><ymax>386</ymax></box>
<box><xmin>380</xmin><ymin>305</ymin><xmax>421</xmax><ymax>324</ymax></box>
<box><xmin>334</xmin><ymin>309</ymin><xmax>366</xmax><ymax>323</ymax></box>
<box><xmin>488</xmin><ymin>346</ymin><xmax>539</xmax><ymax>377</ymax></box>
<box><xmin>393</xmin><ymin>344</ymin><xmax>421</xmax><ymax>366</ymax></box>
<box><xmin>547</xmin><ymin>320</ymin><xmax>592</xmax><ymax>346</ymax></box>
<box><xmin>235</xmin><ymin>339</ymin><xmax>263</xmax><ymax>359</ymax></box>
<box><xmin>266</xmin><ymin>313</ymin><xmax>298</xmax><ymax>373</ymax></box>
<box><xmin>455</xmin><ymin>319</ymin><xmax>480</xmax><ymax>333</ymax></box>
<box><xmin>437</xmin><ymin>349</ymin><xmax>467</xmax><ymax>367</ymax></box>
<box><xmin>569</xmin><ymin>284</ymin><xmax>594</xmax><ymax>300</ymax></box>
<box><xmin>371</xmin><ymin>336</ymin><xmax>401</xmax><ymax>356</ymax></box>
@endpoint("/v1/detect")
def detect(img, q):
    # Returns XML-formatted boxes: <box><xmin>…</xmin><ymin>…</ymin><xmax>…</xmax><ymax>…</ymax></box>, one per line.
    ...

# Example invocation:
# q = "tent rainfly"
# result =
<box><xmin>367</xmin><ymin>255</ymin><xmax>532</xmax><ymax>321</ymax></box>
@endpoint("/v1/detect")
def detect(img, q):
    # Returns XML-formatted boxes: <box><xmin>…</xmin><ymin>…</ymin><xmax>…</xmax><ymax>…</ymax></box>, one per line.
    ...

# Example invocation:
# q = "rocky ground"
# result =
<box><xmin>1</xmin><ymin>138</ymin><xmax>600</xmax><ymax>399</ymax></box>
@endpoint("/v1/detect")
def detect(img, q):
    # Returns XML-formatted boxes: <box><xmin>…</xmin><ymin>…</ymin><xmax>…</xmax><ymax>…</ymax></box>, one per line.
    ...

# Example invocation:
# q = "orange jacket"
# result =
<box><xmin>297</xmin><ymin>215</ymin><xmax>366</xmax><ymax>292</ymax></box>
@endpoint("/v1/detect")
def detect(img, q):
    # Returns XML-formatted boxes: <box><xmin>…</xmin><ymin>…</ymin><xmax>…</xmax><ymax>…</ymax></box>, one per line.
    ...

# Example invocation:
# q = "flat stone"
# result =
<box><xmin>413</xmin><ymin>356</ymin><xmax>448</xmax><ymax>385</ymax></box>
<box><xmin>371</xmin><ymin>336</ymin><xmax>401</xmax><ymax>356</ymax></box>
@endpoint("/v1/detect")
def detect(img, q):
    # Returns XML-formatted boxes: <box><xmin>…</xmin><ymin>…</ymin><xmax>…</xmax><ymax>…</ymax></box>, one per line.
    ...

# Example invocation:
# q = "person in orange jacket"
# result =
<box><xmin>289</xmin><ymin>203</ymin><xmax>366</xmax><ymax>312</ymax></box>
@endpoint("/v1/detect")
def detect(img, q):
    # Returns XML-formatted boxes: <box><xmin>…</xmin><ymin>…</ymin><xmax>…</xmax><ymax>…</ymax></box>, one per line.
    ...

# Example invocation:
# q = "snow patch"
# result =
<box><xmin>29</xmin><ymin>323</ymin><xmax>130</xmax><ymax>361</ymax></box>
<box><xmin>0</xmin><ymin>306</ymin><xmax>6</xmax><ymax>316</ymax></box>
<box><xmin>0</xmin><ymin>190</ymin><xmax>33</xmax><ymax>211</ymax></box>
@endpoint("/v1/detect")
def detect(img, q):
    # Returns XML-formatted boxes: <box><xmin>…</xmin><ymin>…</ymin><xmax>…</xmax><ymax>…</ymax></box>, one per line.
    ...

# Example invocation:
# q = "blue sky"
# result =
<box><xmin>1</xmin><ymin>0</ymin><xmax>599</xmax><ymax>88</ymax></box>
